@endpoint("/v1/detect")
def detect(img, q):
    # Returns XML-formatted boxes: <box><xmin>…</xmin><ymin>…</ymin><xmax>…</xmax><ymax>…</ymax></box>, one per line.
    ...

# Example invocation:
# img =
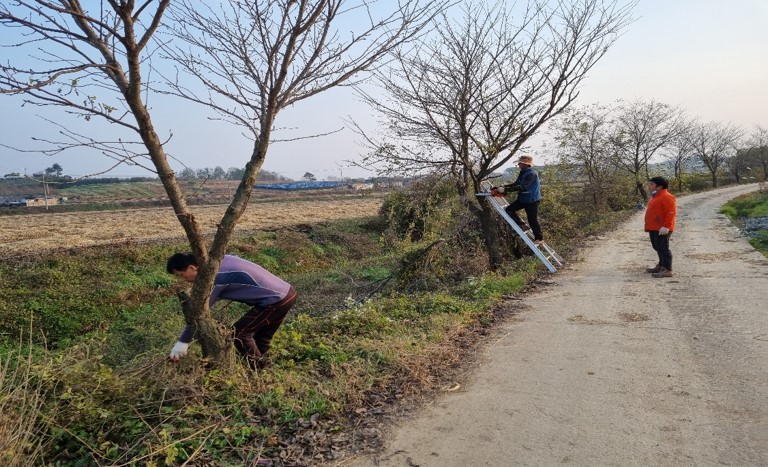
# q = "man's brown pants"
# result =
<box><xmin>233</xmin><ymin>288</ymin><xmax>296</xmax><ymax>365</ymax></box>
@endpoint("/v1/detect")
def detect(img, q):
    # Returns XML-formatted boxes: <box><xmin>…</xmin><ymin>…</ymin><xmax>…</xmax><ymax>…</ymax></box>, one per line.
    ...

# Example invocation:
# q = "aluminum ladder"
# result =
<box><xmin>478</xmin><ymin>181</ymin><xmax>564</xmax><ymax>273</ymax></box>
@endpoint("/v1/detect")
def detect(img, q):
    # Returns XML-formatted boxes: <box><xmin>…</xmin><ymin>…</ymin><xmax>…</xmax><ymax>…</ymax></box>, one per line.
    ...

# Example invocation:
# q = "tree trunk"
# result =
<box><xmin>635</xmin><ymin>178</ymin><xmax>648</xmax><ymax>201</ymax></box>
<box><xmin>127</xmin><ymin>98</ymin><xmax>233</xmax><ymax>364</ymax></box>
<box><xmin>477</xmin><ymin>201</ymin><xmax>504</xmax><ymax>270</ymax></box>
<box><xmin>177</xmin><ymin>291</ymin><xmax>231</xmax><ymax>365</ymax></box>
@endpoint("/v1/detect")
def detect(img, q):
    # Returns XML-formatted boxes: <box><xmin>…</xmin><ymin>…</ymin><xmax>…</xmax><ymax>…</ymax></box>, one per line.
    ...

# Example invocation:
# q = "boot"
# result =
<box><xmin>646</xmin><ymin>263</ymin><xmax>661</xmax><ymax>273</ymax></box>
<box><xmin>651</xmin><ymin>267</ymin><xmax>673</xmax><ymax>278</ymax></box>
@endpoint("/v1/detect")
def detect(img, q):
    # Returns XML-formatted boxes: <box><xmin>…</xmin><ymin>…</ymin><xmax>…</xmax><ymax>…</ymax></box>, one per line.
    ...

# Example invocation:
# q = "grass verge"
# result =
<box><xmin>720</xmin><ymin>189</ymin><xmax>768</xmax><ymax>257</ymax></box>
<box><xmin>0</xmin><ymin>187</ymin><xmax>621</xmax><ymax>465</ymax></box>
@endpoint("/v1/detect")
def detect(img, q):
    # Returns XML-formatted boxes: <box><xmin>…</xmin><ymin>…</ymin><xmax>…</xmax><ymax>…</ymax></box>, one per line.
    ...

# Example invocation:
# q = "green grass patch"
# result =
<box><xmin>720</xmin><ymin>190</ymin><xmax>768</xmax><ymax>256</ymax></box>
<box><xmin>720</xmin><ymin>191</ymin><xmax>768</xmax><ymax>218</ymax></box>
<box><xmin>0</xmin><ymin>213</ymin><xmax>526</xmax><ymax>465</ymax></box>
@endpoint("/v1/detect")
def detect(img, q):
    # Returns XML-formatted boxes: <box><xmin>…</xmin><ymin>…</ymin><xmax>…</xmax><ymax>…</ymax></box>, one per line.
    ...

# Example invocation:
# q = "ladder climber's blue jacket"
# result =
<box><xmin>501</xmin><ymin>166</ymin><xmax>542</xmax><ymax>204</ymax></box>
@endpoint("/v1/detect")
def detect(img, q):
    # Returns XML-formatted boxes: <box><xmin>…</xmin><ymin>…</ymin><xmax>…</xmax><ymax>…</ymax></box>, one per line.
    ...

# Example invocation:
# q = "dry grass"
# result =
<box><xmin>0</xmin><ymin>197</ymin><xmax>382</xmax><ymax>256</ymax></box>
<box><xmin>0</xmin><ymin>346</ymin><xmax>49</xmax><ymax>466</ymax></box>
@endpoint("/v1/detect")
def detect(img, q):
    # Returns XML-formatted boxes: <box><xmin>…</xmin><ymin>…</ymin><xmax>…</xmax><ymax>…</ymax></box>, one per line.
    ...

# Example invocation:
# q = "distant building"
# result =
<box><xmin>24</xmin><ymin>196</ymin><xmax>58</xmax><ymax>207</ymax></box>
<box><xmin>376</xmin><ymin>180</ymin><xmax>403</xmax><ymax>188</ymax></box>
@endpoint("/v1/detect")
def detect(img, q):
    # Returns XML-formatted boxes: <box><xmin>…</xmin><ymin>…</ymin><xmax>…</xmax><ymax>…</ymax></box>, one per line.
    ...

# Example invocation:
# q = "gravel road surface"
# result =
<box><xmin>360</xmin><ymin>184</ymin><xmax>767</xmax><ymax>466</ymax></box>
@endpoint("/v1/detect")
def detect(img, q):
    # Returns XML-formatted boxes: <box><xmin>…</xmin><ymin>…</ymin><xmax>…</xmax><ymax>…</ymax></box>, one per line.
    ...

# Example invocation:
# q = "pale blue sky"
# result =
<box><xmin>1</xmin><ymin>0</ymin><xmax>766</xmax><ymax>180</ymax></box>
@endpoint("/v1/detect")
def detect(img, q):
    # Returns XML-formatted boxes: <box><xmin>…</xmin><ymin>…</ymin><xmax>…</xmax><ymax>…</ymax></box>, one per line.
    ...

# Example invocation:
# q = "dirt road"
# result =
<box><xmin>360</xmin><ymin>184</ymin><xmax>768</xmax><ymax>466</ymax></box>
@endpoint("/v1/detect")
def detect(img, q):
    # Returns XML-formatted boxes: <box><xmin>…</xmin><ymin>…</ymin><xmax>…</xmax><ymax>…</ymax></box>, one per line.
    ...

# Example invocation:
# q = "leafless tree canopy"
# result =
<box><xmin>0</xmin><ymin>0</ymin><xmax>171</xmax><ymax>173</ymax></box>
<box><xmin>608</xmin><ymin>98</ymin><xmax>683</xmax><ymax>199</ymax></box>
<box><xmin>688</xmin><ymin>121</ymin><xmax>743</xmax><ymax>188</ymax></box>
<box><xmin>666</xmin><ymin>117</ymin><xmax>696</xmax><ymax>192</ymax></box>
<box><xmin>743</xmin><ymin>125</ymin><xmax>768</xmax><ymax>181</ymax></box>
<box><xmin>351</xmin><ymin>0</ymin><xmax>635</xmax><ymax>269</ymax></box>
<box><xmin>355</xmin><ymin>0</ymin><xmax>636</xmax><ymax>184</ymax></box>
<box><xmin>552</xmin><ymin>103</ymin><xmax>619</xmax><ymax>208</ymax></box>
<box><xmin>161</xmin><ymin>0</ymin><xmax>449</xmax><ymax>141</ymax></box>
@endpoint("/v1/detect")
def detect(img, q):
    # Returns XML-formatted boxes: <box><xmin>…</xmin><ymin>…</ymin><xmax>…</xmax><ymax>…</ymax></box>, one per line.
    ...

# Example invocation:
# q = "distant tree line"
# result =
<box><xmin>7</xmin><ymin>164</ymin><xmax>294</xmax><ymax>185</ymax></box>
<box><xmin>68</xmin><ymin>177</ymin><xmax>158</xmax><ymax>185</ymax></box>
<box><xmin>178</xmin><ymin>166</ymin><xmax>293</xmax><ymax>182</ymax></box>
<box><xmin>551</xmin><ymin>100</ymin><xmax>767</xmax><ymax>207</ymax></box>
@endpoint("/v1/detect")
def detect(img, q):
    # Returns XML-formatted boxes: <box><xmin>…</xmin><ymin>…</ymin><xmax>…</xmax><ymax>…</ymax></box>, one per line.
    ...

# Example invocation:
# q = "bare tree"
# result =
<box><xmin>0</xmin><ymin>0</ymin><xmax>447</xmax><ymax>365</ymax></box>
<box><xmin>608</xmin><ymin>99</ymin><xmax>682</xmax><ymax>200</ymax></box>
<box><xmin>666</xmin><ymin>117</ymin><xmax>696</xmax><ymax>192</ymax></box>
<box><xmin>688</xmin><ymin>121</ymin><xmax>743</xmax><ymax>188</ymax></box>
<box><xmin>743</xmin><ymin>125</ymin><xmax>768</xmax><ymax>181</ymax></box>
<box><xmin>354</xmin><ymin>0</ymin><xmax>635</xmax><ymax>269</ymax></box>
<box><xmin>552</xmin><ymin>104</ymin><xmax>618</xmax><ymax>209</ymax></box>
<box><xmin>724</xmin><ymin>150</ymin><xmax>751</xmax><ymax>184</ymax></box>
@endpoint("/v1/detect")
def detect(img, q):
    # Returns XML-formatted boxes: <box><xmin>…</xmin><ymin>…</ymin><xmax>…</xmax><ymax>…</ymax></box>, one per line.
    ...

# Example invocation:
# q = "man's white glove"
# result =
<box><xmin>169</xmin><ymin>341</ymin><xmax>189</xmax><ymax>361</ymax></box>
<box><xmin>659</xmin><ymin>226</ymin><xmax>670</xmax><ymax>235</ymax></box>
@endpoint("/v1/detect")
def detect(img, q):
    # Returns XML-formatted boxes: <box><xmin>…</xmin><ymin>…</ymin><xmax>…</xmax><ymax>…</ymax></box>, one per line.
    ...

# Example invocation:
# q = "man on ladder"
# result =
<box><xmin>490</xmin><ymin>155</ymin><xmax>544</xmax><ymax>246</ymax></box>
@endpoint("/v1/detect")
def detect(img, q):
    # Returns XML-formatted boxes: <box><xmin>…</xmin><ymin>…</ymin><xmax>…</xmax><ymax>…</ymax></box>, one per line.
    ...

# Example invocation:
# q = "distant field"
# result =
<box><xmin>60</xmin><ymin>181</ymin><xmax>166</xmax><ymax>201</ymax></box>
<box><xmin>1</xmin><ymin>179</ymin><xmax>384</xmax><ymax>214</ymax></box>
<box><xmin>57</xmin><ymin>179</ymin><xmax>250</xmax><ymax>202</ymax></box>
<box><xmin>0</xmin><ymin>196</ymin><xmax>384</xmax><ymax>256</ymax></box>
<box><xmin>1</xmin><ymin>179</ymin><xmax>298</xmax><ymax>203</ymax></box>
<box><xmin>0</xmin><ymin>178</ymin><xmax>387</xmax><ymax>256</ymax></box>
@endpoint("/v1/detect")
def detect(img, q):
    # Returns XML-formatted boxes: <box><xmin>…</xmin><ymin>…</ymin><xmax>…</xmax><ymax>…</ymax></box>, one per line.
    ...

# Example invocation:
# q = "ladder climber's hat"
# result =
<box><xmin>516</xmin><ymin>155</ymin><xmax>534</xmax><ymax>166</ymax></box>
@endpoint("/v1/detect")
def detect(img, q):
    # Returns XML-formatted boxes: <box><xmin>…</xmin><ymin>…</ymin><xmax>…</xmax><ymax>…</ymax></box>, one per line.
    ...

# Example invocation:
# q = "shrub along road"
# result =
<box><xmin>358</xmin><ymin>183</ymin><xmax>767</xmax><ymax>466</ymax></box>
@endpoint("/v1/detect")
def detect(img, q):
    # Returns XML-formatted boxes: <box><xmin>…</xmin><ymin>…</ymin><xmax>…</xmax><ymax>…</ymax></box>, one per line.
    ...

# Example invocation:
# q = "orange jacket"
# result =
<box><xmin>644</xmin><ymin>188</ymin><xmax>677</xmax><ymax>232</ymax></box>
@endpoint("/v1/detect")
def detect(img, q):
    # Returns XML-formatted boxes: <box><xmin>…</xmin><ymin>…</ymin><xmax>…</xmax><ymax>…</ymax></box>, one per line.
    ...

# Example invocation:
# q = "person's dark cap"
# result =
<box><xmin>648</xmin><ymin>176</ymin><xmax>668</xmax><ymax>189</ymax></box>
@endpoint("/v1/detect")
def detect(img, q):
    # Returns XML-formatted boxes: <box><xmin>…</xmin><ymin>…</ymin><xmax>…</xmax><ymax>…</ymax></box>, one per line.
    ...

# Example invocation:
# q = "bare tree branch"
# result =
<box><xmin>608</xmin><ymin>98</ymin><xmax>684</xmax><ymax>199</ymax></box>
<box><xmin>551</xmin><ymin>103</ymin><xmax>620</xmax><ymax>209</ymax></box>
<box><xmin>352</xmin><ymin>0</ymin><xmax>636</xmax><ymax>268</ymax></box>
<box><xmin>688</xmin><ymin>121</ymin><xmax>743</xmax><ymax>188</ymax></box>
<box><xmin>158</xmin><ymin>0</ymin><xmax>450</xmax><ymax>140</ymax></box>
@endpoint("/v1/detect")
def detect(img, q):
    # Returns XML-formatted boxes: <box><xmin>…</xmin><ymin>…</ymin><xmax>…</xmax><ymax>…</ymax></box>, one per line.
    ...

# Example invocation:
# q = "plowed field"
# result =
<box><xmin>0</xmin><ymin>197</ymin><xmax>383</xmax><ymax>256</ymax></box>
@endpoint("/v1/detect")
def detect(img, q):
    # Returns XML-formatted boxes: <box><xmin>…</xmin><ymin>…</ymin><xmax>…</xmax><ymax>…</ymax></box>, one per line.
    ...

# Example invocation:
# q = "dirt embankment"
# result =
<box><xmin>0</xmin><ymin>197</ymin><xmax>383</xmax><ymax>257</ymax></box>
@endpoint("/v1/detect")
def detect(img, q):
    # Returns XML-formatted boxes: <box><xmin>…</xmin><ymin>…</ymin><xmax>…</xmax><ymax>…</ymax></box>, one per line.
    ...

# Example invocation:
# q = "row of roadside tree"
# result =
<box><xmin>551</xmin><ymin>100</ymin><xmax>767</xmax><ymax>206</ymax></box>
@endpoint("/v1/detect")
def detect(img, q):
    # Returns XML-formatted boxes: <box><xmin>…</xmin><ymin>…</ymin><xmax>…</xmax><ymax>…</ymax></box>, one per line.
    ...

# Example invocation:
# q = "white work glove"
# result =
<box><xmin>659</xmin><ymin>226</ymin><xmax>670</xmax><ymax>235</ymax></box>
<box><xmin>168</xmin><ymin>341</ymin><xmax>189</xmax><ymax>361</ymax></box>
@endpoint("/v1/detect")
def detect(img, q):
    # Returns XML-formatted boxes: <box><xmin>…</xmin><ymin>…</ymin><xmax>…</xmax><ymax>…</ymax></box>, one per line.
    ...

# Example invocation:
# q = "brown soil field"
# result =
<box><xmin>0</xmin><ymin>197</ymin><xmax>383</xmax><ymax>256</ymax></box>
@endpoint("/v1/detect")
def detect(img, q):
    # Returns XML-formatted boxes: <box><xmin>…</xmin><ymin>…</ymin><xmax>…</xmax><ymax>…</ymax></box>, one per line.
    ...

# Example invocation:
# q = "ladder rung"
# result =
<box><xmin>479</xmin><ymin>181</ymin><xmax>564</xmax><ymax>272</ymax></box>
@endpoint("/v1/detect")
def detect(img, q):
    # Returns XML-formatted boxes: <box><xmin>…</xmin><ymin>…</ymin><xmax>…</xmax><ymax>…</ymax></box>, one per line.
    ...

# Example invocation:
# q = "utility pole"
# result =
<box><xmin>43</xmin><ymin>174</ymin><xmax>50</xmax><ymax>210</ymax></box>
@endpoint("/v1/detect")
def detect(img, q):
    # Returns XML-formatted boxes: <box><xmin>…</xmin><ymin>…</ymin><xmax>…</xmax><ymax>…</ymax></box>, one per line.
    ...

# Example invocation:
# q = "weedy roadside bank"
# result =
<box><xmin>720</xmin><ymin>189</ymin><xmax>768</xmax><ymax>257</ymax></box>
<box><xmin>0</xmin><ymin>180</ymin><xmax>631</xmax><ymax>465</ymax></box>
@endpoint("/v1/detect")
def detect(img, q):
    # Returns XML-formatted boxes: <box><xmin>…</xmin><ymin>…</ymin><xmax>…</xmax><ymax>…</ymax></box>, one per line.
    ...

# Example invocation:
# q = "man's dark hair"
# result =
<box><xmin>167</xmin><ymin>252</ymin><xmax>198</xmax><ymax>274</ymax></box>
<box><xmin>649</xmin><ymin>176</ymin><xmax>669</xmax><ymax>189</ymax></box>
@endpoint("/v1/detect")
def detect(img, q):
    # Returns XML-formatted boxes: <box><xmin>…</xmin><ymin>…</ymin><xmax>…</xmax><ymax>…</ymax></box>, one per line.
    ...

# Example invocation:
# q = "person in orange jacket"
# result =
<box><xmin>644</xmin><ymin>176</ymin><xmax>677</xmax><ymax>278</ymax></box>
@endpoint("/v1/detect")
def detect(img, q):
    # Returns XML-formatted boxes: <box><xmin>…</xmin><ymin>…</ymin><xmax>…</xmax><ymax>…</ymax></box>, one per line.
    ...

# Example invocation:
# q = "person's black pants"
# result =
<box><xmin>505</xmin><ymin>200</ymin><xmax>542</xmax><ymax>241</ymax></box>
<box><xmin>649</xmin><ymin>231</ymin><xmax>673</xmax><ymax>270</ymax></box>
<box><xmin>233</xmin><ymin>288</ymin><xmax>297</xmax><ymax>364</ymax></box>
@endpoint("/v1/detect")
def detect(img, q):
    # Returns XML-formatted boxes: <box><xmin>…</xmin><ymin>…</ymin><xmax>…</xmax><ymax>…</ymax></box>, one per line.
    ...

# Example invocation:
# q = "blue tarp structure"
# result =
<box><xmin>254</xmin><ymin>181</ymin><xmax>346</xmax><ymax>191</ymax></box>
